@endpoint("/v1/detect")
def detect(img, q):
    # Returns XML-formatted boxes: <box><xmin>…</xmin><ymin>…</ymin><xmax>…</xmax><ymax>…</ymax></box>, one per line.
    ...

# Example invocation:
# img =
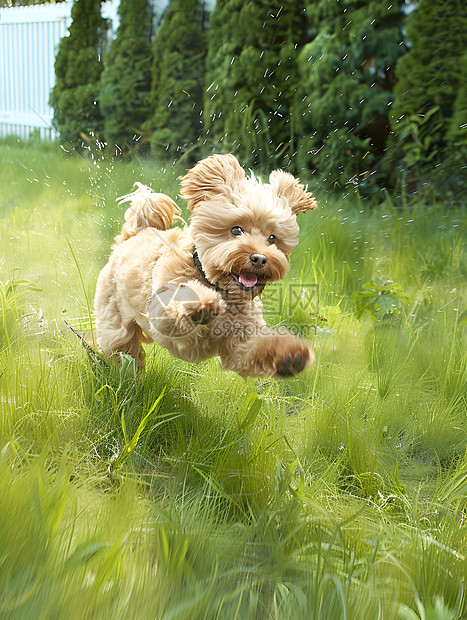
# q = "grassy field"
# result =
<box><xmin>0</xmin><ymin>139</ymin><xmax>466</xmax><ymax>619</ymax></box>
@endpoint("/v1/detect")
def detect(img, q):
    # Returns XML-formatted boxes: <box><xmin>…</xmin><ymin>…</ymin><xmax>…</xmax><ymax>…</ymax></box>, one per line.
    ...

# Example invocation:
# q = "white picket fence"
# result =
<box><xmin>0</xmin><ymin>0</ymin><xmax>215</xmax><ymax>141</ymax></box>
<box><xmin>0</xmin><ymin>1</ymin><xmax>121</xmax><ymax>140</ymax></box>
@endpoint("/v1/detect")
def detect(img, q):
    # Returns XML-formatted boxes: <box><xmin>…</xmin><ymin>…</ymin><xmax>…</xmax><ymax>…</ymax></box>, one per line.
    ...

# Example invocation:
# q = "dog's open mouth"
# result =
<box><xmin>232</xmin><ymin>272</ymin><xmax>264</xmax><ymax>291</ymax></box>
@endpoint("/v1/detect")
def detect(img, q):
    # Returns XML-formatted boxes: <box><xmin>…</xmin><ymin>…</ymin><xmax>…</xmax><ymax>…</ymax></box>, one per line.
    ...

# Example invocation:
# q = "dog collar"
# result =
<box><xmin>193</xmin><ymin>247</ymin><xmax>224</xmax><ymax>292</ymax></box>
<box><xmin>193</xmin><ymin>247</ymin><xmax>207</xmax><ymax>280</ymax></box>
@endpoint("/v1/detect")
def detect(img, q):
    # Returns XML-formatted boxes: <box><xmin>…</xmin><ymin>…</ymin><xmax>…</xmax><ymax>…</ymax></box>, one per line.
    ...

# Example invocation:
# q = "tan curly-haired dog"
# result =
<box><xmin>94</xmin><ymin>154</ymin><xmax>317</xmax><ymax>378</ymax></box>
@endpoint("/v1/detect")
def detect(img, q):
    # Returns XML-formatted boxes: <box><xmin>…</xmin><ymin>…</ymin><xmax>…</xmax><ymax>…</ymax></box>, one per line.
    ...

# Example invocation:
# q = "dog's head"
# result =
<box><xmin>180</xmin><ymin>154</ymin><xmax>317</xmax><ymax>296</ymax></box>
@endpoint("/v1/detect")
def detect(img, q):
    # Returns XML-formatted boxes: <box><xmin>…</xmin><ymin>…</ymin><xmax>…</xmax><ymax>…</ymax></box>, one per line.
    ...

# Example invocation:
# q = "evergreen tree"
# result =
<box><xmin>390</xmin><ymin>0</ymin><xmax>467</xmax><ymax>200</ymax></box>
<box><xmin>148</xmin><ymin>0</ymin><xmax>206</xmax><ymax>162</ymax></box>
<box><xmin>204</xmin><ymin>0</ymin><xmax>307</xmax><ymax>169</ymax></box>
<box><xmin>295</xmin><ymin>0</ymin><xmax>406</xmax><ymax>194</ymax></box>
<box><xmin>99</xmin><ymin>0</ymin><xmax>153</xmax><ymax>155</ymax></box>
<box><xmin>49</xmin><ymin>0</ymin><xmax>107</xmax><ymax>147</ymax></box>
<box><xmin>447</xmin><ymin>52</ymin><xmax>467</xmax><ymax>154</ymax></box>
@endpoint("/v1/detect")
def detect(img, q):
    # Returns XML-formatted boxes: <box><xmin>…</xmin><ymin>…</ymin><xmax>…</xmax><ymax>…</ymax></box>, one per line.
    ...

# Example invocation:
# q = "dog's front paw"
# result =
<box><xmin>189</xmin><ymin>296</ymin><xmax>225</xmax><ymax>325</ymax></box>
<box><xmin>273</xmin><ymin>339</ymin><xmax>314</xmax><ymax>378</ymax></box>
<box><xmin>174</xmin><ymin>280</ymin><xmax>224</xmax><ymax>326</ymax></box>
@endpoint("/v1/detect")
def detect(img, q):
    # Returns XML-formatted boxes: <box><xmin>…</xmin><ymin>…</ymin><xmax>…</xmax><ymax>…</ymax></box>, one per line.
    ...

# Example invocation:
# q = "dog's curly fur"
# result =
<box><xmin>94</xmin><ymin>154</ymin><xmax>317</xmax><ymax>378</ymax></box>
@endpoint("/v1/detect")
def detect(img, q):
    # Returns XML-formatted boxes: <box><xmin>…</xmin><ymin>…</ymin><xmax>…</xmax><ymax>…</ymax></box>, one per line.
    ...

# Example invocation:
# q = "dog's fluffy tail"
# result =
<box><xmin>113</xmin><ymin>182</ymin><xmax>183</xmax><ymax>246</ymax></box>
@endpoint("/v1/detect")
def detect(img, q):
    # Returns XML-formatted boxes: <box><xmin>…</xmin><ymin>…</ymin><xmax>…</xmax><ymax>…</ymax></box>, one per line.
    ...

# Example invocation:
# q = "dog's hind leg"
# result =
<box><xmin>95</xmin><ymin>269</ymin><xmax>147</xmax><ymax>368</ymax></box>
<box><xmin>96</xmin><ymin>307</ymin><xmax>147</xmax><ymax>368</ymax></box>
<box><xmin>116</xmin><ymin>323</ymin><xmax>148</xmax><ymax>368</ymax></box>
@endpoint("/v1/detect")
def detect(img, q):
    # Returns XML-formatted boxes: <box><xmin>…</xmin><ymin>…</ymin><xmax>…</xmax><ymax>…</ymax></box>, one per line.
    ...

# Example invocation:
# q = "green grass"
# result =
<box><xmin>0</xmin><ymin>139</ymin><xmax>466</xmax><ymax>619</ymax></box>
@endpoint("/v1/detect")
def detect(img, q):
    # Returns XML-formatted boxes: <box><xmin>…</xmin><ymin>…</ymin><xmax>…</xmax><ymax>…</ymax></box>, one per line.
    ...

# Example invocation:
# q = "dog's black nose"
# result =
<box><xmin>250</xmin><ymin>253</ymin><xmax>267</xmax><ymax>268</ymax></box>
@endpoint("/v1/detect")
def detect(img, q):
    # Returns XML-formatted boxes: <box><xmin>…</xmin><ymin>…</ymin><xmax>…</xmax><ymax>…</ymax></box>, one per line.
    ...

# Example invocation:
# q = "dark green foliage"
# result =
<box><xmin>43</xmin><ymin>0</ymin><xmax>464</xmax><ymax>202</ymax></box>
<box><xmin>204</xmin><ymin>0</ymin><xmax>307</xmax><ymax>169</ymax></box>
<box><xmin>390</xmin><ymin>0</ymin><xmax>467</xmax><ymax>202</ymax></box>
<box><xmin>447</xmin><ymin>52</ymin><xmax>467</xmax><ymax>149</ymax></box>
<box><xmin>296</xmin><ymin>1</ymin><xmax>406</xmax><ymax>195</ymax></box>
<box><xmin>148</xmin><ymin>0</ymin><xmax>206</xmax><ymax>162</ymax></box>
<box><xmin>99</xmin><ymin>0</ymin><xmax>153</xmax><ymax>155</ymax></box>
<box><xmin>445</xmin><ymin>52</ymin><xmax>467</xmax><ymax>199</ymax></box>
<box><xmin>4</xmin><ymin>0</ymin><xmax>66</xmax><ymax>4</ymax></box>
<box><xmin>49</xmin><ymin>0</ymin><xmax>107</xmax><ymax>147</ymax></box>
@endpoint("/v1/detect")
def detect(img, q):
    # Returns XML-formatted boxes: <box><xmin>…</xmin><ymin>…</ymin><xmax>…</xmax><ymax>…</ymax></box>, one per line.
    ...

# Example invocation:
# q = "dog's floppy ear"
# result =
<box><xmin>269</xmin><ymin>170</ymin><xmax>317</xmax><ymax>216</ymax></box>
<box><xmin>180</xmin><ymin>154</ymin><xmax>245</xmax><ymax>211</ymax></box>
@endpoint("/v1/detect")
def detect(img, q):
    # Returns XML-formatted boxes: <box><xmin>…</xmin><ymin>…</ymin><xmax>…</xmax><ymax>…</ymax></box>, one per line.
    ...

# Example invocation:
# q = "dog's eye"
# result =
<box><xmin>267</xmin><ymin>234</ymin><xmax>276</xmax><ymax>245</ymax></box>
<box><xmin>231</xmin><ymin>226</ymin><xmax>244</xmax><ymax>236</ymax></box>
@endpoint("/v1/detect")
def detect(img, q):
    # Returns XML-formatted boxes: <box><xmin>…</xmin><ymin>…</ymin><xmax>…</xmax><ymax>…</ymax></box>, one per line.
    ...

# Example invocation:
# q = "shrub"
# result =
<box><xmin>99</xmin><ymin>0</ymin><xmax>153</xmax><ymax>155</ymax></box>
<box><xmin>49</xmin><ymin>0</ymin><xmax>108</xmax><ymax>148</ymax></box>
<box><xmin>390</xmin><ymin>0</ymin><xmax>467</xmax><ymax>202</ymax></box>
<box><xmin>204</xmin><ymin>0</ymin><xmax>307</xmax><ymax>169</ymax></box>
<box><xmin>148</xmin><ymin>0</ymin><xmax>206</xmax><ymax>162</ymax></box>
<box><xmin>296</xmin><ymin>0</ymin><xmax>406</xmax><ymax>195</ymax></box>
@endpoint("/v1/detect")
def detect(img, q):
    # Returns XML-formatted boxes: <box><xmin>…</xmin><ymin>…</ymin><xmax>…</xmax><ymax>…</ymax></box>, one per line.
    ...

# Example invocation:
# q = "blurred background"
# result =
<box><xmin>1</xmin><ymin>0</ymin><xmax>466</xmax><ymax>203</ymax></box>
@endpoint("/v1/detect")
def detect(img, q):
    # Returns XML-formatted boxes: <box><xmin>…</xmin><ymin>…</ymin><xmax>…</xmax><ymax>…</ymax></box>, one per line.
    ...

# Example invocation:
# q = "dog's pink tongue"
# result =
<box><xmin>239</xmin><ymin>272</ymin><xmax>258</xmax><ymax>288</ymax></box>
